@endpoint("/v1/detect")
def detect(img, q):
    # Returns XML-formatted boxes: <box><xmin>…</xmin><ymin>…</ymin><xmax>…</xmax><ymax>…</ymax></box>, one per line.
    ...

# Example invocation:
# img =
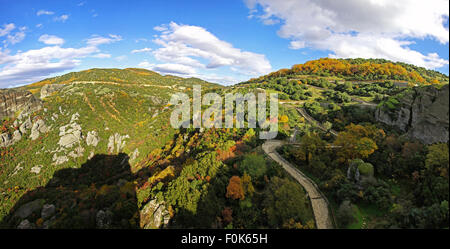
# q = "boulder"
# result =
<box><xmin>30</xmin><ymin>119</ymin><xmax>48</xmax><ymax>140</ymax></box>
<box><xmin>12</xmin><ymin>130</ymin><xmax>22</xmax><ymax>142</ymax></box>
<box><xmin>41</xmin><ymin>204</ymin><xmax>56</xmax><ymax>220</ymax></box>
<box><xmin>30</xmin><ymin>165</ymin><xmax>42</xmax><ymax>174</ymax></box>
<box><xmin>17</xmin><ymin>219</ymin><xmax>34</xmax><ymax>229</ymax></box>
<box><xmin>96</xmin><ymin>210</ymin><xmax>113</xmax><ymax>229</ymax></box>
<box><xmin>19</xmin><ymin>117</ymin><xmax>32</xmax><ymax>134</ymax></box>
<box><xmin>86</xmin><ymin>131</ymin><xmax>99</xmax><ymax>147</ymax></box>
<box><xmin>14</xmin><ymin>199</ymin><xmax>44</xmax><ymax>219</ymax></box>
<box><xmin>140</xmin><ymin>199</ymin><xmax>170</xmax><ymax>229</ymax></box>
<box><xmin>0</xmin><ymin>132</ymin><xmax>12</xmax><ymax>147</ymax></box>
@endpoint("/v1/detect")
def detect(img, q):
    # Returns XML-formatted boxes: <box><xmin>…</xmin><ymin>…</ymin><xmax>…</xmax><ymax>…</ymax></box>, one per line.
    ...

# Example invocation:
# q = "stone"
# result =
<box><xmin>96</xmin><ymin>210</ymin><xmax>113</xmax><ymax>229</ymax></box>
<box><xmin>0</xmin><ymin>132</ymin><xmax>12</xmax><ymax>147</ymax></box>
<box><xmin>12</xmin><ymin>130</ymin><xmax>22</xmax><ymax>142</ymax></box>
<box><xmin>17</xmin><ymin>219</ymin><xmax>34</xmax><ymax>229</ymax></box>
<box><xmin>41</xmin><ymin>204</ymin><xmax>56</xmax><ymax>220</ymax></box>
<box><xmin>52</xmin><ymin>154</ymin><xmax>69</xmax><ymax>165</ymax></box>
<box><xmin>14</xmin><ymin>199</ymin><xmax>44</xmax><ymax>219</ymax></box>
<box><xmin>30</xmin><ymin>119</ymin><xmax>48</xmax><ymax>140</ymax></box>
<box><xmin>140</xmin><ymin>199</ymin><xmax>170</xmax><ymax>229</ymax></box>
<box><xmin>130</xmin><ymin>148</ymin><xmax>139</xmax><ymax>162</ymax></box>
<box><xmin>68</xmin><ymin>146</ymin><xmax>85</xmax><ymax>158</ymax></box>
<box><xmin>107</xmin><ymin>133</ymin><xmax>129</xmax><ymax>154</ymax></box>
<box><xmin>19</xmin><ymin>117</ymin><xmax>32</xmax><ymax>134</ymax></box>
<box><xmin>30</xmin><ymin>165</ymin><xmax>42</xmax><ymax>174</ymax></box>
<box><xmin>86</xmin><ymin>131</ymin><xmax>99</xmax><ymax>147</ymax></box>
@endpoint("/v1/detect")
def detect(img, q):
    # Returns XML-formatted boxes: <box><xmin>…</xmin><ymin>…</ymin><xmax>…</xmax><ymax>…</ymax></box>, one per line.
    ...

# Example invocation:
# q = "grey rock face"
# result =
<box><xmin>0</xmin><ymin>89</ymin><xmax>42</xmax><ymax>120</ymax></box>
<box><xmin>40</xmin><ymin>84</ymin><xmax>64</xmax><ymax>99</ymax></box>
<box><xmin>375</xmin><ymin>84</ymin><xmax>449</xmax><ymax>144</ymax></box>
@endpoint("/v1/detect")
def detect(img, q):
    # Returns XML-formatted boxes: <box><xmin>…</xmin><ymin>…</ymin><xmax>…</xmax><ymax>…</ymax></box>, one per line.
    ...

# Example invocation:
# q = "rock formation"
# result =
<box><xmin>0</xmin><ymin>89</ymin><xmax>42</xmax><ymax>120</ymax></box>
<box><xmin>40</xmin><ymin>84</ymin><xmax>64</xmax><ymax>99</ymax></box>
<box><xmin>375</xmin><ymin>84</ymin><xmax>449</xmax><ymax>144</ymax></box>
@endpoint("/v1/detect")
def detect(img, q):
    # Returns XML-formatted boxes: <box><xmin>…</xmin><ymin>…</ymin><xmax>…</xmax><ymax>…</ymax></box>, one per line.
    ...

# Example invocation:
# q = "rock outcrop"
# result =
<box><xmin>375</xmin><ymin>84</ymin><xmax>449</xmax><ymax>144</ymax></box>
<box><xmin>139</xmin><ymin>199</ymin><xmax>170</xmax><ymax>229</ymax></box>
<box><xmin>40</xmin><ymin>84</ymin><xmax>64</xmax><ymax>99</ymax></box>
<box><xmin>0</xmin><ymin>89</ymin><xmax>42</xmax><ymax>120</ymax></box>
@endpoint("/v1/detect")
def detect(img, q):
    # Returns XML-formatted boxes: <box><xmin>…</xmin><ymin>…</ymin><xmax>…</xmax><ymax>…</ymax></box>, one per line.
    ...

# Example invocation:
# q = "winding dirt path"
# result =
<box><xmin>262</xmin><ymin>140</ymin><xmax>334</xmax><ymax>229</ymax></box>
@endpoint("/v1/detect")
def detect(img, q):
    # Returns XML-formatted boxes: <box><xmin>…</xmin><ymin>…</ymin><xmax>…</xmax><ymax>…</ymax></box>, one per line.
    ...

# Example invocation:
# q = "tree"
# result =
<box><xmin>263</xmin><ymin>177</ymin><xmax>313</xmax><ymax>228</ymax></box>
<box><xmin>222</xmin><ymin>207</ymin><xmax>233</xmax><ymax>225</ymax></box>
<box><xmin>241</xmin><ymin>173</ymin><xmax>255</xmax><ymax>196</ymax></box>
<box><xmin>333</xmin><ymin>124</ymin><xmax>381</xmax><ymax>163</ymax></box>
<box><xmin>239</xmin><ymin>154</ymin><xmax>267</xmax><ymax>179</ymax></box>
<box><xmin>226</xmin><ymin>176</ymin><xmax>245</xmax><ymax>200</ymax></box>
<box><xmin>425</xmin><ymin>143</ymin><xmax>449</xmax><ymax>177</ymax></box>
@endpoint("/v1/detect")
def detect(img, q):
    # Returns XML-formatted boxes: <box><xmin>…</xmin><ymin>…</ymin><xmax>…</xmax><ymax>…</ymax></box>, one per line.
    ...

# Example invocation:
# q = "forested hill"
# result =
<box><xmin>22</xmin><ymin>68</ymin><xmax>220</xmax><ymax>95</ymax></box>
<box><xmin>242</xmin><ymin>58</ymin><xmax>449</xmax><ymax>85</ymax></box>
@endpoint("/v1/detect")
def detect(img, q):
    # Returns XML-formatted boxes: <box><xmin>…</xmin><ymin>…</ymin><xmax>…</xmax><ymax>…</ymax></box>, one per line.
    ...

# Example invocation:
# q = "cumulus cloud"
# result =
<box><xmin>36</xmin><ymin>10</ymin><xmax>54</xmax><ymax>16</ymax></box>
<box><xmin>245</xmin><ymin>0</ymin><xmax>449</xmax><ymax>69</ymax></box>
<box><xmin>131</xmin><ymin>47</ymin><xmax>152</xmax><ymax>53</ymax></box>
<box><xmin>0</xmin><ymin>34</ymin><xmax>122</xmax><ymax>87</ymax></box>
<box><xmin>38</xmin><ymin>34</ymin><xmax>65</xmax><ymax>45</ymax></box>
<box><xmin>148</xmin><ymin>22</ymin><xmax>272</xmax><ymax>84</ymax></box>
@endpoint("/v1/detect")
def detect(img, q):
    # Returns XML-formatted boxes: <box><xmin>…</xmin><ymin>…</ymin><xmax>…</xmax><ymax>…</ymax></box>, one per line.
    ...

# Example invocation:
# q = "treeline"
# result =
<box><xmin>244</xmin><ymin>58</ymin><xmax>448</xmax><ymax>85</ymax></box>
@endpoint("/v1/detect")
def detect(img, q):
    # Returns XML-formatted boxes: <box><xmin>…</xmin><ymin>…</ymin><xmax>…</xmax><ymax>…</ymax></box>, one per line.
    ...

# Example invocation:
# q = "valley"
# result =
<box><xmin>0</xmin><ymin>58</ymin><xmax>448</xmax><ymax>229</ymax></box>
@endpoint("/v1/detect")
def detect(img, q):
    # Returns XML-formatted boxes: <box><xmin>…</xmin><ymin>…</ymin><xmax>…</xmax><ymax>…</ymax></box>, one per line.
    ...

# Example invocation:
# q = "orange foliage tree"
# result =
<box><xmin>226</xmin><ymin>176</ymin><xmax>245</xmax><ymax>200</ymax></box>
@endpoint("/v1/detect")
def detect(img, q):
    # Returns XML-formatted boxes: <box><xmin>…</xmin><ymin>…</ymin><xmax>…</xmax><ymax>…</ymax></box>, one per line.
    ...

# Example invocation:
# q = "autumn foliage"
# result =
<box><xmin>226</xmin><ymin>176</ymin><xmax>245</xmax><ymax>200</ymax></box>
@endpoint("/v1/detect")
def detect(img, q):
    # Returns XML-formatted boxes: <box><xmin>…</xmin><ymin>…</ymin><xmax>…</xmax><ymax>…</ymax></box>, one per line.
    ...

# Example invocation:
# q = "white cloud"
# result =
<box><xmin>2</xmin><ymin>26</ymin><xmax>26</xmax><ymax>46</ymax></box>
<box><xmin>37</xmin><ymin>10</ymin><xmax>54</xmax><ymax>16</ymax></box>
<box><xmin>0</xmin><ymin>23</ymin><xmax>15</xmax><ymax>37</ymax></box>
<box><xmin>86</xmin><ymin>34</ymin><xmax>122</xmax><ymax>46</ymax></box>
<box><xmin>131</xmin><ymin>47</ymin><xmax>152</xmax><ymax>53</ymax></box>
<box><xmin>54</xmin><ymin>14</ymin><xmax>69</xmax><ymax>22</ymax></box>
<box><xmin>137</xmin><ymin>60</ymin><xmax>239</xmax><ymax>84</ymax></box>
<box><xmin>151</xmin><ymin>22</ymin><xmax>272</xmax><ymax>78</ymax></box>
<box><xmin>246</xmin><ymin>0</ymin><xmax>449</xmax><ymax>69</ymax></box>
<box><xmin>36</xmin><ymin>23</ymin><xmax>43</xmax><ymax>28</ymax></box>
<box><xmin>78</xmin><ymin>1</ymin><xmax>86</xmax><ymax>7</ymax></box>
<box><xmin>38</xmin><ymin>34</ymin><xmax>65</xmax><ymax>45</ymax></box>
<box><xmin>0</xmin><ymin>46</ymin><xmax>98</xmax><ymax>86</ymax></box>
<box><xmin>92</xmin><ymin>53</ymin><xmax>111</xmax><ymax>58</ymax></box>
<box><xmin>0</xmin><ymin>34</ymin><xmax>122</xmax><ymax>87</ymax></box>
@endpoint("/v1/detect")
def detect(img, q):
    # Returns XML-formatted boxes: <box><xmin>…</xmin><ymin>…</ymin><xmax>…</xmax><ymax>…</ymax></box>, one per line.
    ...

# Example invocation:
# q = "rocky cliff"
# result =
<box><xmin>375</xmin><ymin>84</ymin><xmax>449</xmax><ymax>144</ymax></box>
<box><xmin>0</xmin><ymin>89</ymin><xmax>42</xmax><ymax>120</ymax></box>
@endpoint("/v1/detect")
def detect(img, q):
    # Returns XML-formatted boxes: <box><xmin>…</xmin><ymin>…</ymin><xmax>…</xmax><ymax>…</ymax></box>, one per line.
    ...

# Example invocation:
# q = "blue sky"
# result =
<box><xmin>0</xmin><ymin>0</ymin><xmax>448</xmax><ymax>87</ymax></box>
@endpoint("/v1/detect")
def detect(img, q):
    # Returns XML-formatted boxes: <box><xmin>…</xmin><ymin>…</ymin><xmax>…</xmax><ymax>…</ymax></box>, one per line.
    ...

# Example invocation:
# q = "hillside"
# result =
<box><xmin>0</xmin><ymin>59</ymin><xmax>448</xmax><ymax>229</ymax></box>
<box><xmin>243</xmin><ymin>58</ymin><xmax>449</xmax><ymax>85</ymax></box>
